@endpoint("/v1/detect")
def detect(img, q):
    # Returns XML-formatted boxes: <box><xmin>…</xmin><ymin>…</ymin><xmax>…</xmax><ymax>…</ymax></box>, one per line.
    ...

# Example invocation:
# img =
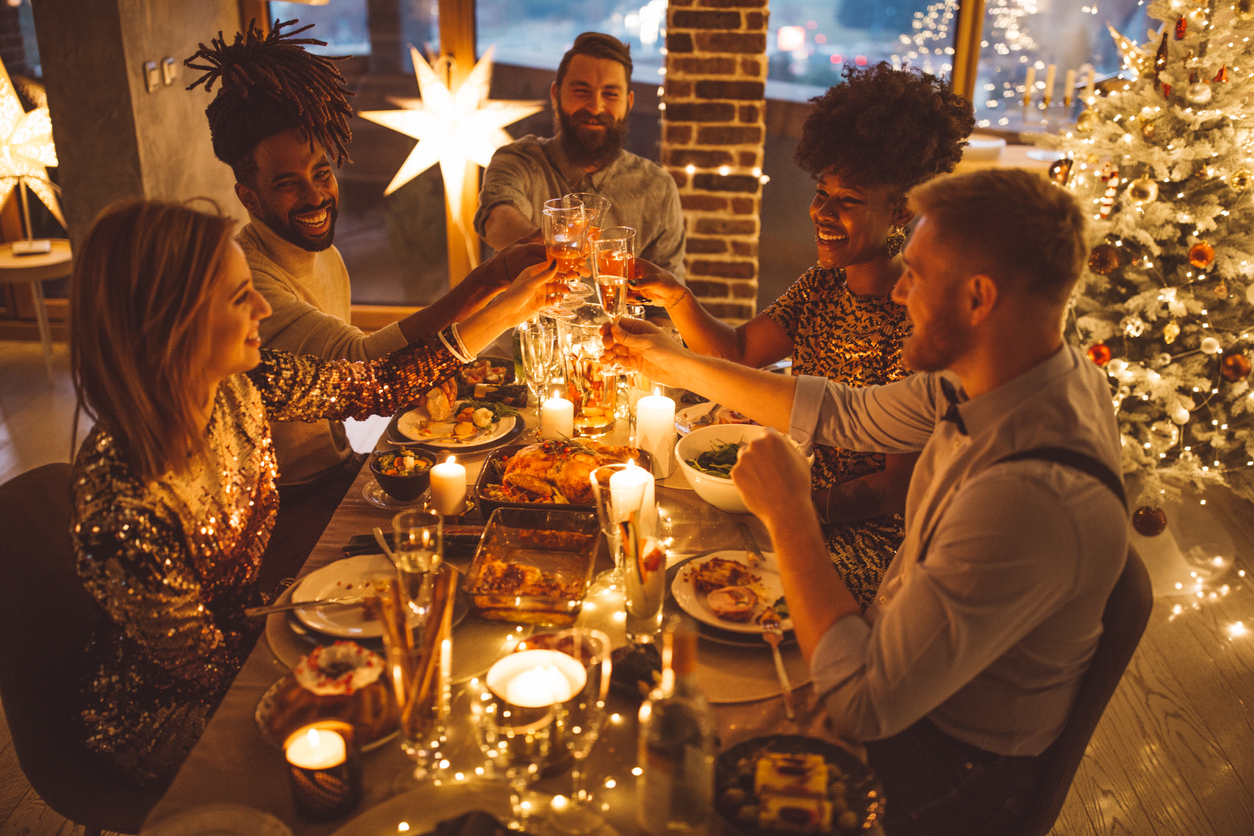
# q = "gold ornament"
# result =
<box><xmin>1186</xmin><ymin>81</ymin><xmax>1213</xmax><ymax>105</ymax></box>
<box><xmin>1239</xmin><ymin>0</ymin><xmax>1254</xmax><ymax>21</ymax></box>
<box><xmin>1141</xmin><ymin>119</ymin><xmax>1157</xmax><ymax>140</ymax></box>
<box><xmin>1129</xmin><ymin>175</ymin><xmax>1159</xmax><ymax>204</ymax></box>
<box><xmin>1076</xmin><ymin>109</ymin><xmax>1100</xmax><ymax>132</ymax></box>
<box><xmin>1164</xmin><ymin>319</ymin><xmax>1181</xmax><ymax>343</ymax></box>
<box><xmin>1088</xmin><ymin>244</ymin><xmax>1122</xmax><ymax>275</ymax></box>
<box><xmin>1049</xmin><ymin>158</ymin><xmax>1073</xmax><ymax>186</ymax></box>
<box><xmin>1231</xmin><ymin>168</ymin><xmax>1251</xmax><ymax>191</ymax></box>
<box><xmin>1188</xmin><ymin>241</ymin><xmax>1215</xmax><ymax>269</ymax></box>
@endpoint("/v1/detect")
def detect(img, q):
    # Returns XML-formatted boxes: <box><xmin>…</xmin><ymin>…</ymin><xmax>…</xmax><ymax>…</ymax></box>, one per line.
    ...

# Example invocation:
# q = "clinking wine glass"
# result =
<box><xmin>566</xmin><ymin>193</ymin><xmax>612</xmax><ymax>298</ymax></box>
<box><xmin>541</xmin><ymin>197</ymin><xmax>588</xmax><ymax>318</ymax></box>
<box><xmin>591</xmin><ymin>226</ymin><xmax>635</xmax><ymax>375</ymax></box>
<box><xmin>519</xmin><ymin>629</ymin><xmax>613</xmax><ymax>834</ymax></box>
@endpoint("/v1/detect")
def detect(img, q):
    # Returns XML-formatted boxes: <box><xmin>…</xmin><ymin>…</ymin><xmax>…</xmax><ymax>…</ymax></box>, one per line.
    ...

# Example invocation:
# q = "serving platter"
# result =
<box><xmin>670</xmin><ymin>551</ymin><xmax>793</xmax><ymax>635</ymax></box>
<box><xmin>675</xmin><ymin>402</ymin><xmax>758</xmax><ymax>435</ymax></box>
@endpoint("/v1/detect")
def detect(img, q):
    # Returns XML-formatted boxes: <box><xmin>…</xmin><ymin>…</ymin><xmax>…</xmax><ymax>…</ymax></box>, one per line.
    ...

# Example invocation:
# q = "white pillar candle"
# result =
<box><xmin>430</xmin><ymin>456</ymin><xmax>467</xmax><ymax>516</ymax></box>
<box><xmin>1043</xmin><ymin>64</ymin><xmax>1056</xmax><ymax>105</ymax></box>
<box><xmin>486</xmin><ymin>649</ymin><xmax>587</xmax><ymax>707</ymax></box>
<box><xmin>1023</xmin><ymin>66</ymin><xmax>1036</xmax><ymax>105</ymax></box>
<box><xmin>540</xmin><ymin>396</ymin><xmax>574</xmax><ymax>439</ymax></box>
<box><xmin>1063</xmin><ymin>69</ymin><xmax>1076</xmax><ymax>106</ymax></box>
<box><xmin>635</xmin><ymin>393</ymin><xmax>676</xmax><ymax>478</ymax></box>
<box><xmin>285</xmin><ymin>726</ymin><xmax>346</xmax><ymax>770</ymax></box>
<box><xmin>609</xmin><ymin>460</ymin><xmax>654</xmax><ymax>528</ymax></box>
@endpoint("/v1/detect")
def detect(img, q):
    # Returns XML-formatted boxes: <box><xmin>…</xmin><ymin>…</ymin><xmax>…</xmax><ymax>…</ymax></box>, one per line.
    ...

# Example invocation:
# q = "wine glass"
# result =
<box><xmin>520</xmin><ymin>629</ymin><xmax>613</xmax><ymax>834</ymax></box>
<box><xmin>540</xmin><ymin>197</ymin><xmax>588</xmax><ymax>318</ymax></box>
<box><xmin>566</xmin><ymin>193</ymin><xmax>612</xmax><ymax>298</ymax></box>
<box><xmin>589</xmin><ymin>461</ymin><xmax>655</xmax><ymax>589</ymax></box>
<box><xmin>591</xmin><ymin>226</ymin><xmax>635</xmax><ymax>375</ymax></box>
<box><xmin>517</xmin><ymin>317</ymin><xmax>560</xmax><ymax>407</ymax></box>
<box><xmin>471</xmin><ymin>669</ymin><xmax>556</xmax><ymax>830</ymax></box>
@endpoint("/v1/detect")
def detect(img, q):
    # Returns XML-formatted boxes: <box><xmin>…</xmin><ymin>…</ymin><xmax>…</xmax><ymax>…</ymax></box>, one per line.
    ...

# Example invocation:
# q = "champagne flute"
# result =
<box><xmin>520</xmin><ymin>629</ymin><xmax>613</xmax><ymax>834</ymax></box>
<box><xmin>591</xmin><ymin>226</ymin><xmax>635</xmax><ymax>375</ymax></box>
<box><xmin>517</xmin><ymin>317</ymin><xmax>559</xmax><ymax>407</ymax></box>
<box><xmin>540</xmin><ymin>197</ymin><xmax>588</xmax><ymax>318</ymax></box>
<box><xmin>566</xmin><ymin>193</ymin><xmax>612</xmax><ymax>298</ymax></box>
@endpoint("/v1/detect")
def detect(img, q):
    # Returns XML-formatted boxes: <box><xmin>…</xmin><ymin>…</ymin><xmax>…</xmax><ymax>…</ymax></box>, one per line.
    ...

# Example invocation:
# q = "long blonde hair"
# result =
<box><xmin>71</xmin><ymin>200</ymin><xmax>237</xmax><ymax>482</ymax></box>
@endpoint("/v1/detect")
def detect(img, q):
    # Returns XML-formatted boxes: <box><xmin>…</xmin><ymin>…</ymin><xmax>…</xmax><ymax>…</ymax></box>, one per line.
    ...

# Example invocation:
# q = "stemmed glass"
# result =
<box><xmin>591</xmin><ymin>226</ymin><xmax>635</xmax><ymax>375</ymax></box>
<box><xmin>521</xmin><ymin>629</ymin><xmax>613</xmax><ymax>834</ymax></box>
<box><xmin>517</xmin><ymin>316</ymin><xmax>560</xmax><ymax>407</ymax></box>
<box><xmin>566</xmin><ymin>193</ymin><xmax>612</xmax><ymax>298</ymax></box>
<box><xmin>540</xmin><ymin>196</ymin><xmax>588</xmax><ymax>319</ymax></box>
<box><xmin>589</xmin><ymin>461</ymin><xmax>655</xmax><ymax>589</ymax></box>
<box><xmin>471</xmin><ymin>668</ymin><xmax>555</xmax><ymax>830</ymax></box>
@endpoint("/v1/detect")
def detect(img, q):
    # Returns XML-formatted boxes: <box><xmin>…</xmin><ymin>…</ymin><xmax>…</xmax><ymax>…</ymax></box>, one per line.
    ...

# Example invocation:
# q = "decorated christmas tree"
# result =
<box><xmin>1034</xmin><ymin>0</ymin><xmax>1254</xmax><ymax>528</ymax></box>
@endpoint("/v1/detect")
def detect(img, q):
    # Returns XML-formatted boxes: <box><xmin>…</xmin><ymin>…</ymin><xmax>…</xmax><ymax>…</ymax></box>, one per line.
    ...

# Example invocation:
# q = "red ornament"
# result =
<box><xmin>1188</xmin><ymin>241</ymin><xmax>1215</xmax><ymax>269</ymax></box>
<box><xmin>1133</xmin><ymin>506</ymin><xmax>1168</xmax><ymax>537</ymax></box>
<box><xmin>1221</xmin><ymin>352</ymin><xmax>1252</xmax><ymax>381</ymax></box>
<box><xmin>1087</xmin><ymin>343</ymin><xmax>1112</xmax><ymax>366</ymax></box>
<box><xmin>1088</xmin><ymin>244</ymin><xmax>1121</xmax><ymax>275</ymax></box>
<box><xmin>1175</xmin><ymin>17</ymin><xmax>1187</xmax><ymax>39</ymax></box>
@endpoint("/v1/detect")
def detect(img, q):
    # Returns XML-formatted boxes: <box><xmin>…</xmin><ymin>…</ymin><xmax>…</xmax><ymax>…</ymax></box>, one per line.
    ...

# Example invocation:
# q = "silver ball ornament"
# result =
<box><xmin>1171</xmin><ymin>405</ymin><xmax>1190</xmax><ymax>424</ymax></box>
<box><xmin>1201</xmin><ymin>337</ymin><xmax>1221</xmax><ymax>355</ymax></box>
<box><xmin>1186</xmin><ymin>82</ymin><xmax>1213</xmax><ymax>105</ymax></box>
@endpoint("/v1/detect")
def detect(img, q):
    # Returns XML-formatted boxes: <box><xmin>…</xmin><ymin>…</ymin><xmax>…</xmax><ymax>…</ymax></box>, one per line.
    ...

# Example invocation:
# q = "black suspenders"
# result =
<box><xmin>993</xmin><ymin>447</ymin><xmax>1127</xmax><ymax>510</ymax></box>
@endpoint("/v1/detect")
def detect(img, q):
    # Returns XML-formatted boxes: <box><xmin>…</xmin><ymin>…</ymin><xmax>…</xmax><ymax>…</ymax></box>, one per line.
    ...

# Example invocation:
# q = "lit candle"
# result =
<box><xmin>430</xmin><ymin>455</ymin><xmax>467</xmax><ymax>516</ymax></box>
<box><xmin>609</xmin><ymin>460</ymin><xmax>655</xmax><ymax>534</ymax></box>
<box><xmin>1063</xmin><ymin>69</ymin><xmax>1076</xmax><ymax>106</ymax></box>
<box><xmin>635</xmin><ymin>392</ymin><xmax>676</xmax><ymax>478</ymax></box>
<box><xmin>540</xmin><ymin>396</ymin><xmax>574</xmax><ymax>439</ymax></box>
<box><xmin>1023</xmin><ymin>66</ymin><xmax>1036</xmax><ymax>106</ymax></box>
<box><xmin>285</xmin><ymin>726</ymin><xmax>346</xmax><ymax>770</ymax></box>
<box><xmin>1043</xmin><ymin>63</ymin><xmax>1057</xmax><ymax>106</ymax></box>
<box><xmin>486</xmin><ymin>649</ymin><xmax>588</xmax><ymax>707</ymax></box>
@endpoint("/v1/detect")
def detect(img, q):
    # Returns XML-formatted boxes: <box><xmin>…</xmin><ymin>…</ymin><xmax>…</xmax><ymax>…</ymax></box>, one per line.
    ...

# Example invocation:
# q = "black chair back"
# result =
<box><xmin>0</xmin><ymin>463</ymin><xmax>161</xmax><ymax>833</ymax></box>
<box><xmin>1017</xmin><ymin>547</ymin><xmax>1153</xmax><ymax>835</ymax></box>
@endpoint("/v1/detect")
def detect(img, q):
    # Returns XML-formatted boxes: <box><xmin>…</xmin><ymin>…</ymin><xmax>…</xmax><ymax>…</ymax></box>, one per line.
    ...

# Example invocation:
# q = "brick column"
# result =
<box><xmin>662</xmin><ymin>0</ymin><xmax>769</xmax><ymax>324</ymax></box>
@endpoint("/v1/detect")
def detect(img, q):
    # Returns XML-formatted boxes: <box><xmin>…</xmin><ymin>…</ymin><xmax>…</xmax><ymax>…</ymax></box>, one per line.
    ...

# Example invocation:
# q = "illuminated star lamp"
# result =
<box><xmin>360</xmin><ymin>46</ymin><xmax>543</xmax><ymax>261</ymax></box>
<box><xmin>0</xmin><ymin>55</ymin><xmax>64</xmax><ymax>243</ymax></box>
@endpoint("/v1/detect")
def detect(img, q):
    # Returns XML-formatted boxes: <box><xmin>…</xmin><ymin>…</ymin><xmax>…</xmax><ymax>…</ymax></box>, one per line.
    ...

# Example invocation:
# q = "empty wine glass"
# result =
<box><xmin>591</xmin><ymin>227</ymin><xmax>635</xmax><ymax>375</ymax></box>
<box><xmin>540</xmin><ymin>197</ymin><xmax>588</xmax><ymax>318</ymax></box>
<box><xmin>520</xmin><ymin>629</ymin><xmax>613</xmax><ymax>834</ymax></box>
<box><xmin>589</xmin><ymin>461</ymin><xmax>655</xmax><ymax>589</ymax></box>
<box><xmin>517</xmin><ymin>317</ymin><xmax>560</xmax><ymax>407</ymax></box>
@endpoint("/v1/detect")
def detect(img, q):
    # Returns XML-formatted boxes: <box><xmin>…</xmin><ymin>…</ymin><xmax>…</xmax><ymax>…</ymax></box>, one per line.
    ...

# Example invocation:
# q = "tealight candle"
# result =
<box><xmin>541</xmin><ymin>396</ymin><xmax>575</xmax><ymax>439</ymax></box>
<box><xmin>487</xmin><ymin>649</ymin><xmax>588</xmax><ymax>707</ymax></box>
<box><xmin>430</xmin><ymin>456</ymin><xmax>467</xmax><ymax>516</ymax></box>
<box><xmin>286</xmin><ymin>726</ymin><xmax>346</xmax><ymax>770</ymax></box>
<box><xmin>635</xmin><ymin>392</ymin><xmax>676</xmax><ymax>478</ymax></box>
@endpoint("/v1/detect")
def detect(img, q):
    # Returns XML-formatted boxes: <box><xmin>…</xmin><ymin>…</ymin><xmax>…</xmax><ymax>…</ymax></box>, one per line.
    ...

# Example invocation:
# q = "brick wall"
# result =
<box><xmin>662</xmin><ymin>0</ymin><xmax>769</xmax><ymax>324</ymax></box>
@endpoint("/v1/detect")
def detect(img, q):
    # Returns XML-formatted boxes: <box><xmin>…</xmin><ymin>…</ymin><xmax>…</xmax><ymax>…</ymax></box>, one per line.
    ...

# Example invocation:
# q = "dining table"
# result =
<box><xmin>140</xmin><ymin>403</ymin><xmax>883</xmax><ymax>836</ymax></box>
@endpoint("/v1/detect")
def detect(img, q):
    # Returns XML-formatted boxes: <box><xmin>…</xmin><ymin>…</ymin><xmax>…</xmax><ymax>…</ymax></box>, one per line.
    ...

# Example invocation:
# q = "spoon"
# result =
<box><xmin>373</xmin><ymin>526</ymin><xmax>397</xmax><ymax>566</ymax></box>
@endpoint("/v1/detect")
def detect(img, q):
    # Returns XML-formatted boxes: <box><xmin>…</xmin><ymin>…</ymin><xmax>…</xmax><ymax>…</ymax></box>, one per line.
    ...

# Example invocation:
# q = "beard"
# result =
<box><xmin>901</xmin><ymin>319</ymin><xmax>974</xmax><ymax>373</ymax></box>
<box><xmin>555</xmin><ymin>102</ymin><xmax>628</xmax><ymax>170</ymax></box>
<box><xmin>258</xmin><ymin>198</ymin><xmax>338</xmax><ymax>253</ymax></box>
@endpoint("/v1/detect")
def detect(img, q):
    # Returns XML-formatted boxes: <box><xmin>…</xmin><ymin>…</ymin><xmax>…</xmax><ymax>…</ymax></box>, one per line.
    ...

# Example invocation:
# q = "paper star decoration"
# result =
<box><xmin>360</xmin><ymin>46</ymin><xmax>543</xmax><ymax>222</ymax></box>
<box><xmin>0</xmin><ymin>56</ymin><xmax>63</xmax><ymax>229</ymax></box>
<box><xmin>1106</xmin><ymin>22</ymin><xmax>1157</xmax><ymax>79</ymax></box>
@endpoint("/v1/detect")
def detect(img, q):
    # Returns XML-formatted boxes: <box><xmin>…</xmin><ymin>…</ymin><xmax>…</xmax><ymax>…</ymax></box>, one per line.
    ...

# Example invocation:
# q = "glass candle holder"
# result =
<box><xmin>284</xmin><ymin>721</ymin><xmax>362</xmax><ymax>822</ymax></box>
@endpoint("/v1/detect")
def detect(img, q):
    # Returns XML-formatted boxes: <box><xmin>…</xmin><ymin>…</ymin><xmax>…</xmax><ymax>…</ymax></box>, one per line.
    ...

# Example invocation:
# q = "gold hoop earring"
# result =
<box><xmin>885</xmin><ymin>226</ymin><xmax>906</xmax><ymax>258</ymax></box>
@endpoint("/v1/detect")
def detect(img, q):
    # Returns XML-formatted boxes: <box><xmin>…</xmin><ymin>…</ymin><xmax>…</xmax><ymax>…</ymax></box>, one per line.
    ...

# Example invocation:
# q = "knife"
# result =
<box><xmin>244</xmin><ymin>594</ymin><xmax>372</xmax><ymax>618</ymax></box>
<box><xmin>737</xmin><ymin>521</ymin><xmax>766</xmax><ymax>565</ymax></box>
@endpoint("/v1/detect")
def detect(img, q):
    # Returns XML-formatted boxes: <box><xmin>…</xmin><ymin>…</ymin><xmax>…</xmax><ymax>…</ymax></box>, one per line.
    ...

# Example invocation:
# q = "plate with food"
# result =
<box><xmin>715</xmin><ymin>735</ymin><xmax>885</xmax><ymax>835</ymax></box>
<box><xmin>386</xmin><ymin>397</ymin><xmax>524</xmax><ymax>452</ymax></box>
<box><xmin>671</xmin><ymin>551</ymin><xmax>792</xmax><ymax>634</ymax></box>
<box><xmin>475</xmin><ymin>439</ymin><xmax>650</xmax><ymax>516</ymax></box>
<box><xmin>675</xmin><ymin>402</ymin><xmax>759</xmax><ymax>435</ymax></box>
<box><xmin>288</xmin><ymin>555</ymin><xmax>397</xmax><ymax>640</ymax></box>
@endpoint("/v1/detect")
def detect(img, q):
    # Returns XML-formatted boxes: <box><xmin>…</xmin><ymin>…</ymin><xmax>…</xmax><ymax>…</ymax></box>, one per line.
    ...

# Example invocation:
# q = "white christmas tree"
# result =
<box><xmin>1034</xmin><ymin>0</ymin><xmax>1254</xmax><ymax>520</ymax></box>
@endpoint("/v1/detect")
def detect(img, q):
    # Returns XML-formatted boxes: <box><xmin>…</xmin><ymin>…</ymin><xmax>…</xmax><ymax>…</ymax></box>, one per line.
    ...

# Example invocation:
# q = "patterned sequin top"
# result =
<box><xmin>70</xmin><ymin>342</ymin><xmax>460</xmax><ymax>787</ymax></box>
<box><xmin>764</xmin><ymin>265</ymin><xmax>912</xmax><ymax>608</ymax></box>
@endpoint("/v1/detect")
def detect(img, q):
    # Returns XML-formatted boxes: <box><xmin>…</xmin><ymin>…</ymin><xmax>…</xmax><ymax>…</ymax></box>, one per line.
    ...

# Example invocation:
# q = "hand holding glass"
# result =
<box><xmin>592</xmin><ymin>227</ymin><xmax>635</xmax><ymax>375</ymax></box>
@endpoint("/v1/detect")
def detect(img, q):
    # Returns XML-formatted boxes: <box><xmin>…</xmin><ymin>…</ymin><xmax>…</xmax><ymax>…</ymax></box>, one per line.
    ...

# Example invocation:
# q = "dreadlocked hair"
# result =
<box><xmin>185</xmin><ymin>19</ymin><xmax>354</xmax><ymax>186</ymax></box>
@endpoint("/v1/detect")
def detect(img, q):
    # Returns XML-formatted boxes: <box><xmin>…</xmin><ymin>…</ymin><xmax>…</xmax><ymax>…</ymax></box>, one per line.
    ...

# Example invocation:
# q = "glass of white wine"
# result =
<box><xmin>591</xmin><ymin>227</ymin><xmax>635</xmax><ymax>375</ymax></box>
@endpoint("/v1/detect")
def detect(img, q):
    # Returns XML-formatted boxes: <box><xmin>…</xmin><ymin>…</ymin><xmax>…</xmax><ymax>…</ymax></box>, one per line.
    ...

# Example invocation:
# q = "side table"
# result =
<box><xmin>0</xmin><ymin>239</ymin><xmax>72</xmax><ymax>383</ymax></box>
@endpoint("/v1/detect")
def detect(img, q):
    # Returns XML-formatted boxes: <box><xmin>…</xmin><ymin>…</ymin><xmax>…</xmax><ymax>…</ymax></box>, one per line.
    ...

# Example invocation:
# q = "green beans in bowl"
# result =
<box><xmin>370</xmin><ymin>449</ymin><xmax>436</xmax><ymax>502</ymax></box>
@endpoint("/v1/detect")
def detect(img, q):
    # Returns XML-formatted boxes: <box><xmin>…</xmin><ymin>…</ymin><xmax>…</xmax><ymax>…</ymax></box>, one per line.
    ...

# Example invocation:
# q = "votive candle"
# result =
<box><xmin>284</xmin><ymin>723</ymin><xmax>361</xmax><ymax>821</ymax></box>
<box><xmin>487</xmin><ymin>649</ymin><xmax>588</xmax><ymax>707</ymax></box>
<box><xmin>541</xmin><ymin>396</ymin><xmax>575</xmax><ymax>439</ymax></box>
<box><xmin>609</xmin><ymin>460</ymin><xmax>654</xmax><ymax>529</ymax></box>
<box><xmin>430</xmin><ymin>456</ymin><xmax>467</xmax><ymax>516</ymax></box>
<box><xmin>635</xmin><ymin>392</ymin><xmax>676</xmax><ymax>478</ymax></box>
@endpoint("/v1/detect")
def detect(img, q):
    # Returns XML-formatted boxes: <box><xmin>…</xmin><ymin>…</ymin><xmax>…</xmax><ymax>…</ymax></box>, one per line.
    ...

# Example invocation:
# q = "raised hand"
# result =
<box><xmin>629</xmin><ymin>258</ymin><xmax>688</xmax><ymax>308</ymax></box>
<box><xmin>599</xmin><ymin>316</ymin><xmax>691</xmax><ymax>387</ymax></box>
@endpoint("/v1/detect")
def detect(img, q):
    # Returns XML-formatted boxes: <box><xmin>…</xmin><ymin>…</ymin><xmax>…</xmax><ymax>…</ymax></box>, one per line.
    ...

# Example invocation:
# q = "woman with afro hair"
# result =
<box><xmin>634</xmin><ymin>63</ymin><xmax>974</xmax><ymax>608</ymax></box>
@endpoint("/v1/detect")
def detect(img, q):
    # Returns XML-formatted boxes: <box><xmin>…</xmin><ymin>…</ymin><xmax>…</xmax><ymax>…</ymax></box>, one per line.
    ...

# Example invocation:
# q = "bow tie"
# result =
<box><xmin>940</xmin><ymin>378</ymin><xmax>968</xmax><ymax>435</ymax></box>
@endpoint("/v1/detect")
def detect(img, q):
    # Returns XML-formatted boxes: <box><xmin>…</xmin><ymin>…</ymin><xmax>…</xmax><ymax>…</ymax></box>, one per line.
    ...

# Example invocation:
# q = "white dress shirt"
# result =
<box><xmin>789</xmin><ymin>344</ymin><xmax>1128</xmax><ymax>756</ymax></box>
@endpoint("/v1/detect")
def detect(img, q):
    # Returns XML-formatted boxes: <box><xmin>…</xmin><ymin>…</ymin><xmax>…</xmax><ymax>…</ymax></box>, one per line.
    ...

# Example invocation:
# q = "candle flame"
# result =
<box><xmin>306</xmin><ymin>728</ymin><xmax>320</xmax><ymax>747</ymax></box>
<box><xmin>653</xmin><ymin>386</ymin><xmax>661</xmax><ymax>397</ymax></box>
<box><xmin>446</xmin><ymin>455</ymin><xmax>456</xmax><ymax>465</ymax></box>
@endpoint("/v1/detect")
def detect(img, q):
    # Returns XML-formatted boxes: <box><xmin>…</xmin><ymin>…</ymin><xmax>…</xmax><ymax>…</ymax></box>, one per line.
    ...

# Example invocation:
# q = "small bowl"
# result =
<box><xmin>675</xmin><ymin>424</ymin><xmax>772</xmax><ymax>514</ymax></box>
<box><xmin>370</xmin><ymin>449</ymin><xmax>436</xmax><ymax>502</ymax></box>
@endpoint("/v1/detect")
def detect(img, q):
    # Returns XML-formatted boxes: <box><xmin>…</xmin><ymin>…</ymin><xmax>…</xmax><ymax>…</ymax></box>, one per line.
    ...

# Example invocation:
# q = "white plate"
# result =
<box><xmin>674</xmin><ymin>403</ymin><xmax>757</xmax><ymax>435</ymax></box>
<box><xmin>144</xmin><ymin>803</ymin><xmax>292</xmax><ymax>836</ymax></box>
<box><xmin>1025</xmin><ymin>148</ymin><xmax>1066</xmax><ymax>162</ymax></box>
<box><xmin>670</xmin><ymin>550</ymin><xmax>793</xmax><ymax>634</ymax></box>
<box><xmin>396</xmin><ymin>405</ymin><xmax>516</xmax><ymax>447</ymax></box>
<box><xmin>290</xmin><ymin>555</ymin><xmax>396</xmax><ymax>639</ymax></box>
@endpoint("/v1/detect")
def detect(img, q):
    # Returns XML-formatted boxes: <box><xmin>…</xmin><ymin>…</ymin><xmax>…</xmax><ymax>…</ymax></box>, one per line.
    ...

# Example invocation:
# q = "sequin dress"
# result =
<box><xmin>71</xmin><ymin>342</ymin><xmax>460</xmax><ymax>787</ymax></box>
<box><xmin>764</xmin><ymin>266</ymin><xmax>912</xmax><ymax>609</ymax></box>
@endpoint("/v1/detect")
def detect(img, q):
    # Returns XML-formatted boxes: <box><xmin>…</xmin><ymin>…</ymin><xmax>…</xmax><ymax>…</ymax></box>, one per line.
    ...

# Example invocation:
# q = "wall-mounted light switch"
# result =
<box><xmin>162</xmin><ymin>57</ymin><xmax>178</xmax><ymax>86</ymax></box>
<box><xmin>144</xmin><ymin>60</ymin><xmax>160</xmax><ymax>92</ymax></box>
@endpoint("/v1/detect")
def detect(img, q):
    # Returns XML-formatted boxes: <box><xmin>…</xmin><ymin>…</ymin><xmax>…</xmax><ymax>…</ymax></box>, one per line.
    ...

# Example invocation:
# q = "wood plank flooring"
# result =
<box><xmin>2</xmin><ymin>338</ymin><xmax>1252</xmax><ymax>835</ymax></box>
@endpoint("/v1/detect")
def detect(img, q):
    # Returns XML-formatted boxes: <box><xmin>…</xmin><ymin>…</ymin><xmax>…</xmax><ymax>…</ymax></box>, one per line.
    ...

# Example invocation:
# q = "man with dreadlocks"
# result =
<box><xmin>186</xmin><ymin>21</ymin><xmax>544</xmax><ymax>587</ymax></box>
<box><xmin>474</xmin><ymin>32</ymin><xmax>685</xmax><ymax>278</ymax></box>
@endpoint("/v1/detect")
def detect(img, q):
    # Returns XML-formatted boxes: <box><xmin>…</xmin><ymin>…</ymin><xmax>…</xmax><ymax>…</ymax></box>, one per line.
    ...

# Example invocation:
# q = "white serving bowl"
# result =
<box><xmin>675</xmin><ymin>423</ymin><xmax>772</xmax><ymax>514</ymax></box>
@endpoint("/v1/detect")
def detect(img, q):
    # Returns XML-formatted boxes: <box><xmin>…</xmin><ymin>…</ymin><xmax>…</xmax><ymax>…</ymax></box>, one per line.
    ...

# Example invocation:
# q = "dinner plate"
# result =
<box><xmin>674</xmin><ymin>402</ymin><xmax>757</xmax><ymax>435</ymax></box>
<box><xmin>1025</xmin><ymin>148</ymin><xmax>1066</xmax><ymax>162</ymax></box>
<box><xmin>665</xmin><ymin>557</ymin><xmax>793</xmax><ymax>649</ymax></box>
<box><xmin>387</xmin><ymin>402</ymin><xmax>521</xmax><ymax>450</ymax></box>
<box><xmin>253</xmin><ymin>676</ymin><xmax>399</xmax><ymax>752</ymax></box>
<box><xmin>714</xmin><ymin>735</ymin><xmax>885</xmax><ymax>836</ymax></box>
<box><xmin>670</xmin><ymin>551</ymin><xmax>793</xmax><ymax>634</ymax></box>
<box><xmin>144</xmin><ymin>803</ymin><xmax>292</xmax><ymax>836</ymax></box>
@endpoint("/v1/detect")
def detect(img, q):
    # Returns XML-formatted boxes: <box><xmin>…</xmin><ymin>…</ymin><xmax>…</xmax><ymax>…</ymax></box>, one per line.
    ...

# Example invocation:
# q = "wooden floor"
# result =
<box><xmin>2</xmin><ymin>338</ymin><xmax>1253</xmax><ymax>835</ymax></box>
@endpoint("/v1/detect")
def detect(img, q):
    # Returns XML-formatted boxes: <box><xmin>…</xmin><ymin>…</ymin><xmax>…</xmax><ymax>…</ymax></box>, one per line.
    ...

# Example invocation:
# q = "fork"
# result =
<box><xmin>760</xmin><ymin>608</ymin><xmax>796</xmax><ymax>719</ymax></box>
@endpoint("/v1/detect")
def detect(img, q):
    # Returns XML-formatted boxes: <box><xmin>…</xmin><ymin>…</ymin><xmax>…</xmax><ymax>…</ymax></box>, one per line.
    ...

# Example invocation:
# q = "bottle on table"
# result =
<box><xmin>636</xmin><ymin>616</ymin><xmax>715</xmax><ymax>836</ymax></box>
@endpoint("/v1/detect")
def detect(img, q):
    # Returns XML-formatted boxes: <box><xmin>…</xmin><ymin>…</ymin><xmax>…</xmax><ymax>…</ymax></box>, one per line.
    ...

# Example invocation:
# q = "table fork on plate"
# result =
<box><xmin>760</xmin><ymin>607</ymin><xmax>796</xmax><ymax>720</ymax></box>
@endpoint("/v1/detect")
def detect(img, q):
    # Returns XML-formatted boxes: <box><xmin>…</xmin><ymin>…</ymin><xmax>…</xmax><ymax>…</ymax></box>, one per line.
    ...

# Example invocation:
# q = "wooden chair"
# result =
<box><xmin>0</xmin><ymin>463</ymin><xmax>162</xmax><ymax>835</ymax></box>
<box><xmin>1017</xmin><ymin>547</ymin><xmax>1153</xmax><ymax>836</ymax></box>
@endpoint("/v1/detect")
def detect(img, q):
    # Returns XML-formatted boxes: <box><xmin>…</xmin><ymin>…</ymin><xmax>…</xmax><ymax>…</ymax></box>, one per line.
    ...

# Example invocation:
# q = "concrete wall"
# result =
<box><xmin>32</xmin><ymin>0</ymin><xmax>245</xmax><ymax>247</ymax></box>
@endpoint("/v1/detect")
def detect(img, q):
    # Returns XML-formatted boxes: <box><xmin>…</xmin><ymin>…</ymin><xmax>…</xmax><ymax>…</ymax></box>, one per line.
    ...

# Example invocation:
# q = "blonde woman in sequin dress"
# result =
<box><xmin>632</xmin><ymin>64</ymin><xmax>974</xmax><ymax>609</ymax></box>
<box><xmin>68</xmin><ymin>200</ymin><xmax>560</xmax><ymax>788</ymax></box>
